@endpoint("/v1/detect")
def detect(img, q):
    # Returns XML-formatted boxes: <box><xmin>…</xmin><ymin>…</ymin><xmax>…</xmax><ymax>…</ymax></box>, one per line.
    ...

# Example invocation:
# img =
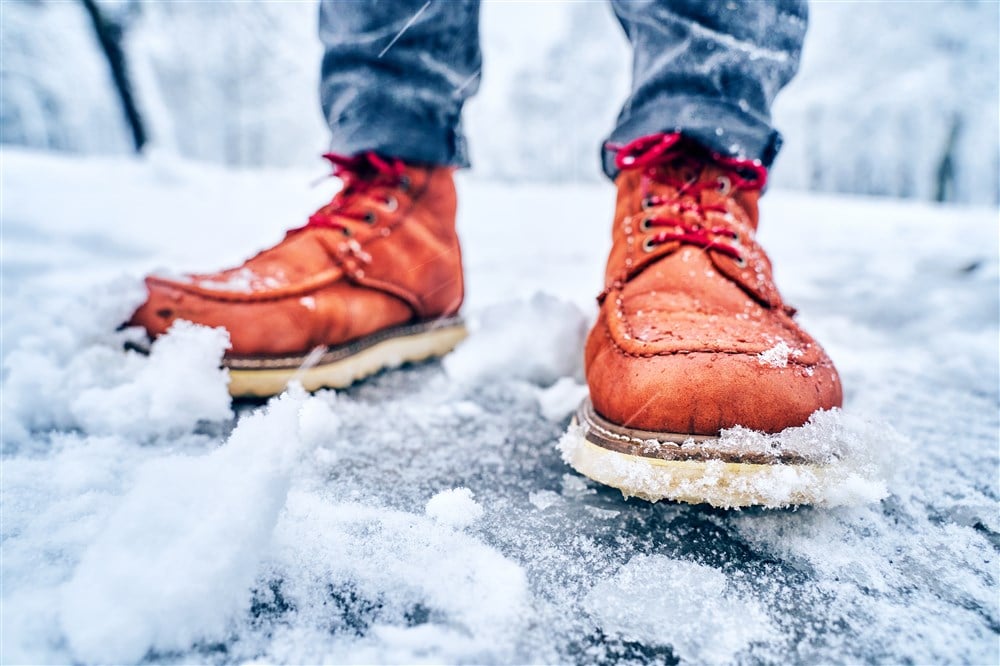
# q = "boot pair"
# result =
<box><xmin>130</xmin><ymin>134</ymin><xmax>841</xmax><ymax>507</ymax></box>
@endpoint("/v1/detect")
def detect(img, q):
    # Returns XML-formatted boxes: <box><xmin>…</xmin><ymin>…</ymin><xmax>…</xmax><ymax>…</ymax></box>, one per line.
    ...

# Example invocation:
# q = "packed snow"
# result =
<box><xmin>2</xmin><ymin>149</ymin><xmax>998</xmax><ymax>663</ymax></box>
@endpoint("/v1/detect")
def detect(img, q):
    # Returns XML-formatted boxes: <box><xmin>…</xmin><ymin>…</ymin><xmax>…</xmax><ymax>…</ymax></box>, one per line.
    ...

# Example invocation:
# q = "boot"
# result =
<box><xmin>568</xmin><ymin>133</ymin><xmax>842</xmax><ymax>506</ymax></box>
<box><xmin>129</xmin><ymin>152</ymin><xmax>466</xmax><ymax>398</ymax></box>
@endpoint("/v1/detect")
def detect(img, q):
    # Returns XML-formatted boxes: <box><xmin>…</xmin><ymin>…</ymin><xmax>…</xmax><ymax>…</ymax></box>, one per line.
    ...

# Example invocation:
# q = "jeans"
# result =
<box><xmin>318</xmin><ymin>0</ymin><xmax>806</xmax><ymax>179</ymax></box>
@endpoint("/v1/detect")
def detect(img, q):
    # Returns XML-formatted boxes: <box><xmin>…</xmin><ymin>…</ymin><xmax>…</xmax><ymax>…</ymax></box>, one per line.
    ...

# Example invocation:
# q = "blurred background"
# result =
<box><xmin>3</xmin><ymin>0</ymin><xmax>997</xmax><ymax>204</ymax></box>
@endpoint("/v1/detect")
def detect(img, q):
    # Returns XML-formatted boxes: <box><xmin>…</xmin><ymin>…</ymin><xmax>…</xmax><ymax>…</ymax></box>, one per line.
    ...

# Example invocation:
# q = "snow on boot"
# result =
<box><xmin>129</xmin><ymin>152</ymin><xmax>466</xmax><ymax>398</ymax></box>
<box><xmin>563</xmin><ymin>133</ymin><xmax>843</xmax><ymax>508</ymax></box>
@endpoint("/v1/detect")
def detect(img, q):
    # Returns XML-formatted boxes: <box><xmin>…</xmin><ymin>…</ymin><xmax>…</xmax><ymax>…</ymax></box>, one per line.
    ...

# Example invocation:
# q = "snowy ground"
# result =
<box><xmin>3</xmin><ymin>148</ymin><xmax>998</xmax><ymax>664</ymax></box>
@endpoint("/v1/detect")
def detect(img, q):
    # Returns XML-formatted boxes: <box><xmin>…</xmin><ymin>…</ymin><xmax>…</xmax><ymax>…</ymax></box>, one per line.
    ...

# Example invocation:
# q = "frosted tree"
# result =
<box><xmin>0</xmin><ymin>0</ymin><xmax>132</xmax><ymax>153</ymax></box>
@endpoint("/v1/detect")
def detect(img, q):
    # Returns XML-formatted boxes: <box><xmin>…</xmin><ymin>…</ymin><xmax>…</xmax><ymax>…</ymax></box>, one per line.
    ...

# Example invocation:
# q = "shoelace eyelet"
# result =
<box><xmin>363</xmin><ymin>211</ymin><xmax>377</xmax><ymax>224</ymax></box>
<box><xmin>399</xmin><ymin>175</ymin><xmax>411</xmax><ymax>191</ymax></box>
<box><xmin>641</xmin><ymin>196</ymin><xmax>655</xmax><ymax>211</ymax></box>
<box><xmin>716</xmin><ymin>175</ymin><xmax>732</xmax><ymax>195</ymax></box>
<box><xmin>734</xmin><ymin>256</ymin><xmax>747</xmax><ymax>268</ymax></box>
<box><xmin>642</xmin><ymin>237</ymin><xmax>658</xmax><ymax>253</ymax></box>
<box><xmin>381</xmin><ymin>195</ymin><xmax>398</xmax><ymax>212</ymax></box>
<box><xmin>639</xmin><ymin>217</ymin><xmax>653</xmax><ymax>232</ymax></box>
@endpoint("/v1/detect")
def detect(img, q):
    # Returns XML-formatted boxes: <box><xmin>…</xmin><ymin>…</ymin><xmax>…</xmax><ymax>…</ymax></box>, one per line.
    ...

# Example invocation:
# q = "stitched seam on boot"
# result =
<box><xmin>602</xmin><ymin>324</ymin><xmax>819</xmax><ymax>368</ymax></box>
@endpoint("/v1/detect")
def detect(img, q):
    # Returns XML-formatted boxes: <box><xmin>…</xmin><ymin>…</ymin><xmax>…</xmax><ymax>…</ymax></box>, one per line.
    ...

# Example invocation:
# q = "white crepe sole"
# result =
<box><xmin>563</xmin><ymin>412</ymin><xmax>828</xmax><ymax>509</ymax></box>
<box><xmin>227</xmin><ymin>322</ymin><xmax>467</xmax><ymax>398</ymax></box>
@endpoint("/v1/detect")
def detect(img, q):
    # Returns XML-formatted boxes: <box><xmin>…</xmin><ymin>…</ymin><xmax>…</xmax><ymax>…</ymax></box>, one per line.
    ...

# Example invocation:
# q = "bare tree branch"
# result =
<box><xmin>78</xmin><ymin>0</ymin><xmax>146</xmax><ymax>152</ymax></box>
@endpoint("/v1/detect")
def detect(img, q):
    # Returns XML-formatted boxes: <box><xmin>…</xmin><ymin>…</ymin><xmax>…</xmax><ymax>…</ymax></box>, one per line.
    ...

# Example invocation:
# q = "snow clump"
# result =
<box><xmin>444</xmin><ymin>293</ymin><xmax>587</xmax><ymax>385</ymax></box>
<box><xmin>757</xmin><ymin>340</ymin><xmax>804</xmax><ymax>368</ymax></box>
<box><xmin>59</xmin><ymin>390</ymin><xmax>322</xmax><ymax>663</ymax></box>
<box><xmin>535</xmin><ymin>377</ymin><xmax>589</xmax><ymax>421</ymax></box>
<box><xmin>2</xmin><ymin>279</ymin><xmax>233</xmax><ymax>446</ymax></box>
<box><xmin>425</xmin><ymin>487</ymin><xmax>484</xmax><ymax>528</ymax></box>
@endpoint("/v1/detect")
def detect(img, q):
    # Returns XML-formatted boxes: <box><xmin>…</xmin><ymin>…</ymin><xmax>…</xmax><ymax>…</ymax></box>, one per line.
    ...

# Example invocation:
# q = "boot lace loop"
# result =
<box><xmin>294</xmin><ymin>151</ymin><xmax>406</xmax><ymax>235</ymax></box>
<box><xmin>610</xmin><ymin>133</ymin><xmax>767</xmax><ymax>262</ymax></box>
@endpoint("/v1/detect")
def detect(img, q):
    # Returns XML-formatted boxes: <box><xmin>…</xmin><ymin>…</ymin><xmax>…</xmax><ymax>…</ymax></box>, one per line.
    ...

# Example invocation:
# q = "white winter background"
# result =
<box><xmin>3</xmin><ymin>0</ymin><xmax>999</xmax><ymax>202</ymax></box>
<box><xmin>2</xmin><ymin>1</ymin><xmax>999</xmax><ymax>665</ymax></box>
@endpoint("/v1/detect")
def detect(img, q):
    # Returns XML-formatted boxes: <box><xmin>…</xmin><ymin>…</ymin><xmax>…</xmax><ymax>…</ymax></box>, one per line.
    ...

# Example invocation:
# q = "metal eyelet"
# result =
<box><xmin>734</xmin><ymin>256</ymin><xmax>747</xmax><ymax>267</ymax></box>
<box><xmin>399</xmin><ymin>175</ymin><xmax>411</xmax><ymax>191</ymax></box>
<box><xmin>641</xmin><ymin>196</ymin><xmax>654</xmax><ymax>211</ymax></box>
<box><xmin>731</xmin><ymin>231</ymin><xmax>741</xmax><ymax>245</ymax></box>
<box><xmin>639</xmin><ymin>217</ymin><xmax>653</xmax><ymax>232</ymax></box>
<box><xmin>382</xmin><ymin>195</ymin><xmax>398</xmax><ymax>212</ymax></box>
<box><xmin>717</xmin><ymin>175</ymin><xmax>732</xmax><ymax>195</ymax></box>
<box><xmin>342</xmin><ymin>227</ymin><xmax>352</xmax><ymax>237</ymax></box>
<box><xmin>642</xmin><ymin>237</ymin><xmax>658</xmax><ymax>253</ymax></box>
<box><xmin>363</xmin><ymin>211</ymin><xmax>377</xmax><ymax>224</ymax></box>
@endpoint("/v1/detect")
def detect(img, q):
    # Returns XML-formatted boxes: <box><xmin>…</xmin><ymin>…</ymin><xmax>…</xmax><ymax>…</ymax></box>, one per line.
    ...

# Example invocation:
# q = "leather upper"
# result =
<box><xmin>130</xmin><ymin>162</ymin><xmax>464</xmax><ymax>357</ymax></box>
<box><xmin>586</xmin><ymin>139</ymin><xmax>842</xmax><ymax>435</ymax></box>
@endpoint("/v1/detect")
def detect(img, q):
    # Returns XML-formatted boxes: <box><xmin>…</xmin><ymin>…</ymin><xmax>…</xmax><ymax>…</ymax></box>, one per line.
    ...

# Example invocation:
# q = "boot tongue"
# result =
<box><xmin>601</xmin><ymin>150</ymin><xmax>784</xmax><ymax>312</ymax></box>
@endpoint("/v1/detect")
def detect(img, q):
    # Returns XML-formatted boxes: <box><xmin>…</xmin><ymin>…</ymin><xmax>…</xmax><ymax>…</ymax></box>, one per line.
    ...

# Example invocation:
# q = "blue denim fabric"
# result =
<box><xmin>604</xmin><ymin>0</ymin><xmax>807</xmax><ymax>177</ymax></box>
<box><xmin>318</xmin><ymin>0</ymin><xmax>481</xmax><ymax>167</ymax></box>
<box><xmin>318</xmin><ymin>0</ymin><xmax>805</xmax><ymax>177</ymax></box>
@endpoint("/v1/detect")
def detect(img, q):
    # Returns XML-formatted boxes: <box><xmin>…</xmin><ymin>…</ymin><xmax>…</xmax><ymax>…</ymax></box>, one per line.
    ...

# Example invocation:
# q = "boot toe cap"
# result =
<box><xmin>585</xmin><ymin>318</ymin><xmax>843</xmax><ymax>435</ymax></box>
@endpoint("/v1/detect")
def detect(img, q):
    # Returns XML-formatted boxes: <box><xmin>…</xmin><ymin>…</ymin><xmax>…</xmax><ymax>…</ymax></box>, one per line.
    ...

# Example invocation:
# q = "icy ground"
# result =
<box><xmin>3</xmin><ymin>148</ymin><xmax>998</xmax><ymax>664</ymax></box>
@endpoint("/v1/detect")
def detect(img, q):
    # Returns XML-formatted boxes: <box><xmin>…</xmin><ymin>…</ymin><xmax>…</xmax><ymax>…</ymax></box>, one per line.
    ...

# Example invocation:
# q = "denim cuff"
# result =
<box><xmin>327</xmin><ymin>98</ymin><xmax>470</xmax><ymax>168</ymax></box>
<box><xmin>602</xmin><ymin>94</ymin><xmax>783</xmax><ymax>180</ymax></box>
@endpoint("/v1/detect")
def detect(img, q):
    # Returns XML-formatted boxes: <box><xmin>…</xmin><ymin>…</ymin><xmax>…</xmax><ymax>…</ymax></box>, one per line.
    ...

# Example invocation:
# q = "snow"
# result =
<box><xmin>443</xmin><ymin>293</ymin><xmax>588</xmax><ymax>385</ymax></box>
<box><xmin>535</xmin><ymin>377</ymin><xmax>590</xmax><ymax>421</ymax></box>
<box><xmin>61</xmin><ymin>390</ymin><xmax>316</xmax><ymax>663</ymax></box>
<box><xmin>756</xmin><ymin>340</ymin><xmax>802</xmax><ymax>368</ymax></box>
<box><xmin>197</xmin><ymin>267</ymin><xmax>283</xmax><ymax>293</ymax></box>
<box><xmin>2</xmin><ymin>149</ymin><xmax>998</xmax><ymax>663</ymax></box>
<box><xmin>585</xmin><ymin>556</ymin><xmax>774</xmax><ymax>663</ymax></box>
<box><xmin>425</xmin><ymin>487</ymin><xmax>484</xmax><ymax>529</ymax></box>
<box><xmin>3</xmin><ymin>286</ymin><xmax>232</xmax><ymax>447</ymax></box>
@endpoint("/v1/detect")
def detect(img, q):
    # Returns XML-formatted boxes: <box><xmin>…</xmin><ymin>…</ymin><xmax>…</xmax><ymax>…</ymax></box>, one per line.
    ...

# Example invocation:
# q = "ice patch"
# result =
<box><xmin>263</xmin><ymin>493</ymin><xmax>529</xmax><ymax>663</ymax></box>
<box><xmin>757</xmin><ymin>340</ymin><xmax>803</xmax><ymax>368</ymax></box>
<box><xmin>528</xmin><ymin>489</ymin><xmax>562</xmax><ymax>511</ymax></box>
<box><xmin>560</xmin><ymin>472</ymin><xmax>596</xmax><ymax>498</ymax></box>
<box><xmin>585</xmin><ymin>555</ymin><xmax>774</xmax><ymax>663</ymax></box>
<box><xmin>443</xmin><ymin>293</ymin><xmax>587</xmax><ymax>385</ymax></box>
<box><xmin>425</xmin><ymin>487</ymin><xmax>484</xmax><ymax>529</ymax></box>
<box><xmin>59</xmin><ymin>390</ymin><xmax>321</xmax><ymax>663</ymax></box>
<box><xmin>535</xmin><ymin>377</ymin><xmax>589</xmax><ymax>421</ymax></box>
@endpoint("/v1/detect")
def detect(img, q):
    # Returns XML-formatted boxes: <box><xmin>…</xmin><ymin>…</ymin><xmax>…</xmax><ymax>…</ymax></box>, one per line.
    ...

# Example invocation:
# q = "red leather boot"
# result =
<box><xmin>130</xmin><ymin>153</ymin><xmax>466</xmax><ymax>398</ymax></box>
<box><xmin>567</xmin><ymin>133</ymin><xmax>842</xmax><ymax>507</ymax></box>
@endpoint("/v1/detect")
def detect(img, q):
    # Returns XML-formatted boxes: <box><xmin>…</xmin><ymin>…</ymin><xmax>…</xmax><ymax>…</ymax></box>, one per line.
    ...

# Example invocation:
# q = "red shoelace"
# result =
<box><xmin>296</xmin><ymin>151</ymin><xmax>407</xmax><ymax>235</ymax></box>
<box><xmin>611</xmin><ymin>133</ymin><xmax>767</xmax><ymax>262</ymax></box>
